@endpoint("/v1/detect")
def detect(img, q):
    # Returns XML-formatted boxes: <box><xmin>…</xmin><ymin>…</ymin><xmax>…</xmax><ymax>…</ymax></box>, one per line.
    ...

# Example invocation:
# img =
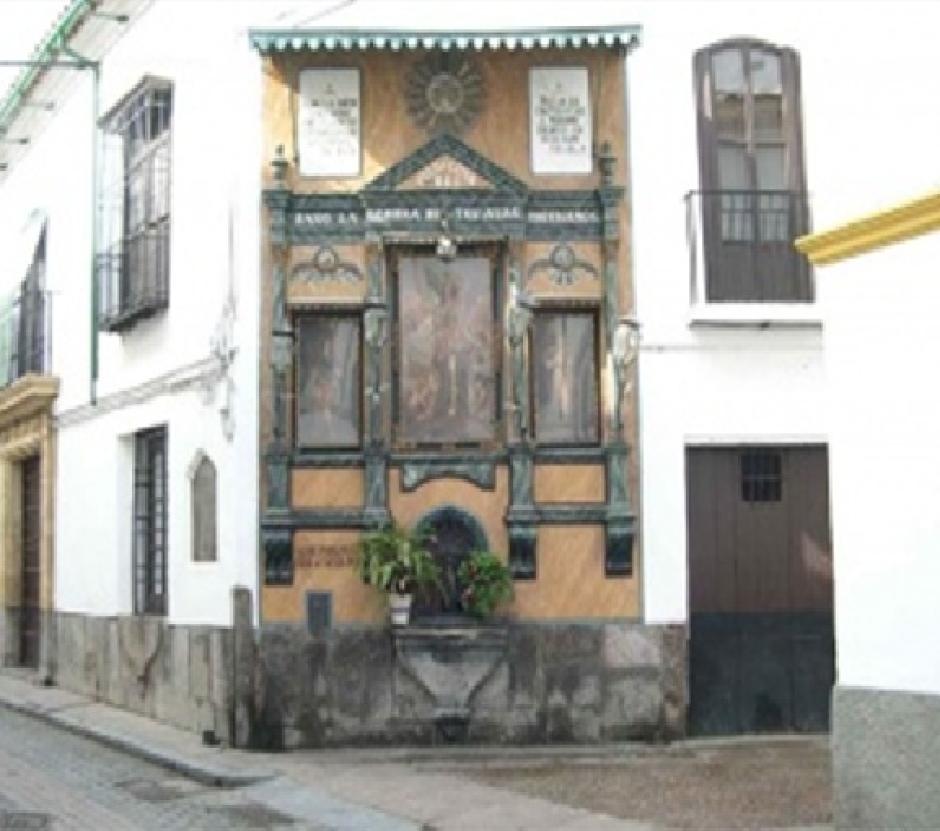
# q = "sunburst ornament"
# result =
<box><xmin>405</xmin><ymin>53</ymin><xmax>485</xmax><ymax>135</ymax></box>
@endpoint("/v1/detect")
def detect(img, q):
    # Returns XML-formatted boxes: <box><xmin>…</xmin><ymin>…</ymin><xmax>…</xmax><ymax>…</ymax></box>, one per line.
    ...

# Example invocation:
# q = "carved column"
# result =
<box><xmin>505</xmin><ymin>252</ymin><xmax>537</xmax><ymax>578</ymax></box>
<box><xmin>262</xmin><ymin>181</ymin><xmax>293</xmax><ymax>584</ymax></box>
<box><xmin>363</xmin><ymin>241</ymin><xmax>390</xmax><ymax>526</ymax></box>
<box><xmin>598</xmin><ymin>159</ymin><xmax>637</xmax><ymax>576</ymax></box>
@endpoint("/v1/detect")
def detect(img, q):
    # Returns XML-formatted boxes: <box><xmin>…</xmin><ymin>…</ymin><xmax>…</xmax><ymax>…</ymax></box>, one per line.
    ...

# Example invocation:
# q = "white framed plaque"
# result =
<box><xmin>297</xmin><ymin>68</ymin><xmax>361</xmax><ymax>177</ymax></box>
<box><xmin>529</xmin><ymin>66</ymin><xmax>592</xmax><ymax>175</ymax></box>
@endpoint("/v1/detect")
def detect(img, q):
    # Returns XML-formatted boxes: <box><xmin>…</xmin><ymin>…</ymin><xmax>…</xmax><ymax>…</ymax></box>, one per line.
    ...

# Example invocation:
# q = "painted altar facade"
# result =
<box><xmin>256</xmin><ymin>30</ymin><xmax>641</xmax><ymax>629</ymax></box>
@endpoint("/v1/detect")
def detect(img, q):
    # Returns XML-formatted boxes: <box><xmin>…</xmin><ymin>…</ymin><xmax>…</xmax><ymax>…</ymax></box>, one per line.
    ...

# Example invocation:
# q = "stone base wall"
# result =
<box><xmin>833</xmin><ymin>685</ymin><xmax>940</xmax><ymax>830</ymax></box>
<box><xmin>51</xmin><ymin>611</ymin><xmax>237</xmax><ymax>744</ymax></box>
<box><xmin>254</xmin><ymin>621</ymin><xmax>687</xmax><ymax>749</ymax></box>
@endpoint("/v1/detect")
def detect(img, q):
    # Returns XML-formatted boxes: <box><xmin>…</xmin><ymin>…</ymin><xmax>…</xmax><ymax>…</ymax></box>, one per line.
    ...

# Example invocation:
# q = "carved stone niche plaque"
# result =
<box><xmin>405</xmin><ymin>53</ymin><xmax>485</xmax><ymax>135</ymax></box>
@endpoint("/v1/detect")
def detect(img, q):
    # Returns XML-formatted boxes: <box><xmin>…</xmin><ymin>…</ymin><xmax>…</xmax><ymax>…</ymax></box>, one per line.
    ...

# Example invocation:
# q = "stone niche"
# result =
<box><xmin>393</xmin><ymin>622</ymin><xmax>507</xmax><ymax>741</ymax></box>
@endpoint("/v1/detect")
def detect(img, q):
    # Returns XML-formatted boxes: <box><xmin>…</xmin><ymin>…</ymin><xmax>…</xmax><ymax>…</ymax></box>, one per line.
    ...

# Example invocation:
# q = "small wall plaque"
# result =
<box><xmin>306</xmin><ymin>591</ymin><xmax>333</xmax><ymax>634</ymax></box>
<box><xmin>529</xmin><ymin>67</ymin><xmax>592</xmax><ymax>175</ymax></box>
<box><xmin>298</xmin><ymin>68</ymin><xmax>361</xmax><ymax>177</ymax></box>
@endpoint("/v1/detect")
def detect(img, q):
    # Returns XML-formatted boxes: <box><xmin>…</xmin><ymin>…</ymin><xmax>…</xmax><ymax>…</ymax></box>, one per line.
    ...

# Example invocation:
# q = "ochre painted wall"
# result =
<box><xmin>260</xmin><ymin>45</ymin><xmax>639</xmax><ymax>625</ymax></box>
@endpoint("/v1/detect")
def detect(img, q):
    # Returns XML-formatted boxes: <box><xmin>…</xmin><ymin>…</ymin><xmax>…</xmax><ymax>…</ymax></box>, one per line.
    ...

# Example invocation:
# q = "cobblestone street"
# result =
<box><xmin>0</xmin><ymin>708</ymin><xmax>311</xmax><ymax>830</ymax></box>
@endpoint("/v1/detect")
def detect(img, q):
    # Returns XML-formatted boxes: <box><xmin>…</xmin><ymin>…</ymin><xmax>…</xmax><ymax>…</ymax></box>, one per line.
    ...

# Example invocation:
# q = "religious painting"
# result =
<box><xmin>397</xmin><ymin>256</ymin><xmax>495</xmax><ymax>444</ymax></box>
<box><xmin>296</xmin><ymin>316</ymin><xmax>361</xmax><ymax>447</ymax></box>
<box><xmin>532</xmin><ymin>312</ymin><xmax>599</xmax><ymax>443</ymax></box>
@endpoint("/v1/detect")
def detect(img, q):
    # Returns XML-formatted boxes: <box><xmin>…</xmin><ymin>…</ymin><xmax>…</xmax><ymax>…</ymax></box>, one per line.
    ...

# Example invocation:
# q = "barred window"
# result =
<box><xmin>98</xmin><ymin>78</ymin><xmax>172</xmax><ymax>331</ymax></box>
<box><xmin>740</xmin><ymin>449</ymin><xmax>783</xmax><ymax>502</ymax></box>
<box><xmin>134</xmin><ymin>426</ymin><xmax>168</xmax><ymax>615</ymax></box>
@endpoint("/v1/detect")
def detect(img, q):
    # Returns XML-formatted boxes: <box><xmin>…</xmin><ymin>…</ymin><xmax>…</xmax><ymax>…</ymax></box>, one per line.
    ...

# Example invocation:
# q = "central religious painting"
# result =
<box><xmin>397</xmin><ymin>254</ymin><xmax>495</xmax><ymax>445</ymax></box>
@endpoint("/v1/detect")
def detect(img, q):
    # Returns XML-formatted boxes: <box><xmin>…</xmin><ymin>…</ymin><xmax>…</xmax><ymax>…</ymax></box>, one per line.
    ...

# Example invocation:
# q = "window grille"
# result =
<box><xmin>134</xmin><ymin>426</ymin><xmax>168</xmax><ymax>615</ymax></box>
<box><xmin>0</xmin><ymin>227</ymin><xmax>48</xmax><ymax>386</ymax></box>
<box><xmin>98</xmin><ymin>78</ymin><xmax>172</xmax><ymax>332</ymax></box>
<box><xmin>740</xmin><ymin>449</ymin><xmax>783</xmax><ymax>502</ymax></box>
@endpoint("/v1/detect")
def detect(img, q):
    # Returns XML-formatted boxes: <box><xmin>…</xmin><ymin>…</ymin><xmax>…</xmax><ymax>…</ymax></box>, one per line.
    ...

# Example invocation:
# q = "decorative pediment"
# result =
<box><xmin>364</xmin><ymin>133</ymin><xmax>527</xmax><ymax>195</ymax></box>
<box><xmin>398</xmin><ymin>155</ymin><xmax>491</xmax><ymax>190</ymax></box>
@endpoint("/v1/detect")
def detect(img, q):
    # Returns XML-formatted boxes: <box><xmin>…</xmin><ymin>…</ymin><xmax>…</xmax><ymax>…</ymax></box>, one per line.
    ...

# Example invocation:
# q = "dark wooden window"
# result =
<box><xmin>531</xmin><ymin>311</ymin><xmax>599</xmax><ymax>444</ymax></box>
<box><xmin>134</xmin><ymin>426</ymin><xmax>168</xmax><ymax>615</ymax></box>
<box><xmin>98</xmin><ymin>78</ymin><xmax>172</xmax><ymax>331</ymax></box>
<box><xmin>392</xmin><ymin>250</ymin><xmax>499</xmax><ymax>448</ymax></box>
<box><xmin>693</xmin><ymin>40</ymin><xmax>812</xmax><ymax>302</ymax></box>
<box><xmin>294</xmin><ymin>314</ymin><xmax>362</xmax><ymax>448</ymax></box>
<box><xmin>191</xmin><ymin>454</ymin><xmax>217</xmax><ymax>562</ymax></box>
<box><xmin>740</xmin><ymin>449</ymin><xmax>783</xmax><ymax>502</ymax></box>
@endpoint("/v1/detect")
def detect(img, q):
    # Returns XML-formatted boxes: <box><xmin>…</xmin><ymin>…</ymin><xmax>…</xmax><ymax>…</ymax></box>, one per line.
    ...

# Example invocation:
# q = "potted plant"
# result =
<box><xmin>358</xmin><ymin>523</ymin><xmax>439</xmax><ymax>626</ymax></box>
<box><xmin>457</xmin><ymin>551</ymin><xmax>513</xmax><ymax>618</ymax></box>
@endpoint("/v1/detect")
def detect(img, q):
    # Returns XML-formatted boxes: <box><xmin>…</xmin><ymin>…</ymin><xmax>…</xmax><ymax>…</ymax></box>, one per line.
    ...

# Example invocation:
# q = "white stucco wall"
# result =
<box><xmin>0</xmin><ymin>2</ymin><xmax>280</xmax><ymax>625</ymax></box>
<box><xmin>817</xmin><ymin>231</ymin><xmax>940</xmax><ymax>696</ymax></box>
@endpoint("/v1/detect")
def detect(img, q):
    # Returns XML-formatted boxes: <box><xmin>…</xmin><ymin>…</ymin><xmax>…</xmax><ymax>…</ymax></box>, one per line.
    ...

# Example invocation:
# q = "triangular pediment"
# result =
<box><xmin>364</xmin><ymin>134</ymin><xmax>528</xmax><ymax>195</ymax></box>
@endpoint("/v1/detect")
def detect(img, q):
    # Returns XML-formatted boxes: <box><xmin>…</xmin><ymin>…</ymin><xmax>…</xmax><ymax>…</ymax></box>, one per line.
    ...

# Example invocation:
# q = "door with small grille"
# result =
<box><xmin>20</xmin><ymin>455</ymin><xmax>41</xmax><ymax>668</ymax></box>
<box><xmin>686</xmin><ymin>446</ymin><xmax>833</xmax><ymax>734</ymax></box>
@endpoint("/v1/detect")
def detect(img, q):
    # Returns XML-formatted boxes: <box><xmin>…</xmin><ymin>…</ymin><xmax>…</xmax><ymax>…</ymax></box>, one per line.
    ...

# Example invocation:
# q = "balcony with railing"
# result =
<box><xmin>96</xmin><ymin>224</ymin><xmax>169</xmax><ymax>333</ymax></box>
<box><xmin>686</xmin><ymin>190</ymin><xmax>815</xmax><ymax>321</ymax></box>
<box><xmin>0</xmin><ymin>285</ymin><xmax>50</xmax><ymax>388</ymax></box>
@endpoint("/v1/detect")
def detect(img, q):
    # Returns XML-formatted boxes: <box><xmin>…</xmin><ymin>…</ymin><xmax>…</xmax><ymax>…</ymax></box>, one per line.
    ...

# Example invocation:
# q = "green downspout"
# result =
<box><xmin>89</xmin><ymin>61</ymin><xmax>100</xmax><ymax>404</ymax></box>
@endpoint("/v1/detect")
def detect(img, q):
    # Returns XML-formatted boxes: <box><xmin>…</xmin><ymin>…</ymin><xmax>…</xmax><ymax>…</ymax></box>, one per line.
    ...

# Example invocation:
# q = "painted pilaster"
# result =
<box><xmin>363</xmin><ymin>242</ymin><xmax>389</xmax><ymax>526</ymax></box>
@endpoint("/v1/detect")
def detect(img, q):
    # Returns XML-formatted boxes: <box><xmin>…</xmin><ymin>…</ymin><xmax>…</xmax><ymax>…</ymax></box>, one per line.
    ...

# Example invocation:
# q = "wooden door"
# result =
<box><xmin>687</xmin><ymin>446</ymin><xmax>833</xmax><ymax>734</ymax></box>
<box><xmin>20</xmin><ymin>455</ymin><xmax>41</xmax><ymax>668</ymax></box>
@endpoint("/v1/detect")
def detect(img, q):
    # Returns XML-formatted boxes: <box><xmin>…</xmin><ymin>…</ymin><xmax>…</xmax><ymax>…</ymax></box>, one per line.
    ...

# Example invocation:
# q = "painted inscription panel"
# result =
<box><xmin>298</xmin><ymin>68</ymin><xmax>361</xmax><ymax>177</ymax></box>
<box><xmin>397</xmin><ymin>256</ymin><xmax>495</xmax><ymax>444</ymax></box>
<box><xmin>529</xmin><ymin>67</ymin><xmax>592</xmax><ymax>174</ymax></box>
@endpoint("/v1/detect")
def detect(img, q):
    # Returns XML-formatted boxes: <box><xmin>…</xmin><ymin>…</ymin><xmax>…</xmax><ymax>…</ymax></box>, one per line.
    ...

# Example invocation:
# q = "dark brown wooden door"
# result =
<box><xmin>20</xmin><ymin>455</ymin><xmax>41</xmax><ymax>668</ymax></box>
<box><xmin>687</xmin><ymin>446</ymin><xmax>833</xmax><ymax>735</ymax></box>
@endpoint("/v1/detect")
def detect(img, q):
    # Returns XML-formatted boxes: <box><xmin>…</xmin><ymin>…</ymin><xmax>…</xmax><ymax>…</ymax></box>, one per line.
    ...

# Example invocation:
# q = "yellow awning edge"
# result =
<box><xmin>795</xmin><ymin>189</ymin><xmax>940</xmax><ymax>266</ymax></box>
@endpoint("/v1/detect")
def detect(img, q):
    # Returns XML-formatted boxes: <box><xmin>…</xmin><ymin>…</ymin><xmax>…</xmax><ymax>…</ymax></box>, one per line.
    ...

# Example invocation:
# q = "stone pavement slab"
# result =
<box><xmin>0</xmin><ymin>671</ymin><xmax>271</xmax><ymax>787</ymax></box>
<box><xmin>0</xmin><ymin>670</ymin><xmax>646</xmax><ymax>830</ymax></box>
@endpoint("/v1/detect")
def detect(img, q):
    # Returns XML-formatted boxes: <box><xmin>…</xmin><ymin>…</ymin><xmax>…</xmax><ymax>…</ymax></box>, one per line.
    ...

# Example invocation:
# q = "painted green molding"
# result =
<box><xmin>248</xmin><ymin>26</ymin><xmax>642</xmax><ymax>55</ymax></box>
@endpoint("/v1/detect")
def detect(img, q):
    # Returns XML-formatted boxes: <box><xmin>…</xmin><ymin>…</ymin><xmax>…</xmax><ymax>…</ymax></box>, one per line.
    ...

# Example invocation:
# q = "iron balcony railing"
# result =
<box><xmin>0</xmin><ymin>285</ymin><xmax>50</xmax><ymax>388</ymax></box>
<box><xmin>685</xmin><ymin>190</ymin><xmax>813</xmax><ymax>304</ymax></box>
<box><xmin>96</xmin><ymin>224</ymin><xmax>169</xmax><ymax>332</ymax></box>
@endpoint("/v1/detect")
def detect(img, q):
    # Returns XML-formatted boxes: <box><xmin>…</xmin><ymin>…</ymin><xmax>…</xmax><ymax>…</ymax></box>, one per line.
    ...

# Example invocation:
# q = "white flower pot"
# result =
<box><xmin>389</xmin><ymin>592</ymin><xmax>412</xmax><ymax>626</ymax></box>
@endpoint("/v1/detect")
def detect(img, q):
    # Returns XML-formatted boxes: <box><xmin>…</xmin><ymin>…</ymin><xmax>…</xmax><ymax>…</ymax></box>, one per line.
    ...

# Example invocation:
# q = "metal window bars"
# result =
<box><xmin>686</xmin><ymin>190</ymin><xmax>813</xmax><ymax>304</ymax></box>
<box><xmin>97</xmin><ymin>80</ymin><xmax>172</xmax><ymax>331</ymax></box>
<box><xmin>133</xmin><ymin>426</ymin><xmax>168</xmax><ymax>616</ymax></box>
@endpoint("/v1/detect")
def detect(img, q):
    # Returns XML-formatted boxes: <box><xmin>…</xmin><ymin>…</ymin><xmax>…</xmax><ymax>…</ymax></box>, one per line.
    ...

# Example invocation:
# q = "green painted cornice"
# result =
<box><xmin>249</xmin><ymin>25</ymin><xmax>642</xmax><ymax>54</ymax></box>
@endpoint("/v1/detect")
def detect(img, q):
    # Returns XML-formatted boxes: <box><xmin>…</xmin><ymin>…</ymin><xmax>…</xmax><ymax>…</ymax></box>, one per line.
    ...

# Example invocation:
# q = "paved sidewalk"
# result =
<box><xmin>0</xmin><ymin>671</ymin><xmax>649</xmax><ymax>830</ymax></box>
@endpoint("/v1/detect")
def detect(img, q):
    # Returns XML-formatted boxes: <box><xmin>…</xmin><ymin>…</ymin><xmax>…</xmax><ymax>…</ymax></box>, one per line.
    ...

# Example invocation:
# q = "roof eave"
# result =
<box><xmin>248</xmin><ymin>25</ymin><xmax>642</xmax><ymax>55</ymax></box>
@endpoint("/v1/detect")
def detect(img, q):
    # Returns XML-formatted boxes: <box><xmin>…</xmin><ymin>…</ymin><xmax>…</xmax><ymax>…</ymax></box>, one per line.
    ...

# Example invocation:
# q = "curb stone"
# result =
<box><xmin>0</xmin><ymin>693</ymin><xmax>273</xmax><ymax>788</ymax></box>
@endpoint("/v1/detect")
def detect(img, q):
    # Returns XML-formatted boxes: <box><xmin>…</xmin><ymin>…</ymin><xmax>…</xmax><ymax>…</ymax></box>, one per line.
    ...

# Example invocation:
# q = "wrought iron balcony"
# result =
<box><xmin>96</xmin><ymin>225</ymin><xmax>169</xmax><ymax>332</ymax></box>
<box><xmin>0</xmin><ymin>285</ymin><xmax>50</xmax><ymax>388</ymax></box>
<box><xmin>686</xmin><ymin>190</ymin><xmax>813</xmax><ymax>304</ymax></box>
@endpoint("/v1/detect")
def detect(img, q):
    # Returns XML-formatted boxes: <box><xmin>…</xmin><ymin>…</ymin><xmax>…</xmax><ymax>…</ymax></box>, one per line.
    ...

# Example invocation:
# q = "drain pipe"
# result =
<box><xmin>60</xmin><ymin>47</ymin><xmax>101</xmax><ymax>405</ymax></box>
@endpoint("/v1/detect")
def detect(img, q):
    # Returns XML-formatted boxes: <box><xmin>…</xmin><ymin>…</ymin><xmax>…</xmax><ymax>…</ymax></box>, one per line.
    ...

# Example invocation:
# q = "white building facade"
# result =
<box><xmin>799</xmin><ymin>194</ymin><xmax>940</xmax><ymax>830</ymax></box>
<box><xmin>0</xmin><ymin>0</ymin><xmax>936</xmax><ymax>768</ymax></box>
